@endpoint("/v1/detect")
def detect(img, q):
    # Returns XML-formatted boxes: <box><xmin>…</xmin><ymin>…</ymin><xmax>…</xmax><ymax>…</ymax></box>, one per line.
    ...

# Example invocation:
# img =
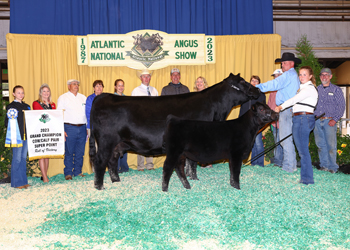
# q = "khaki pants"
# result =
<box><xmin>137</xmin><ymin>155</ymin><xmax>154</xmax><ymax>170</ymax></box>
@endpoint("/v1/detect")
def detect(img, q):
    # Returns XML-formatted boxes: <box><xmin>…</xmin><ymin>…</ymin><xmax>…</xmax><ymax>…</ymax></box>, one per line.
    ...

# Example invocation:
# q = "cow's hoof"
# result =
<box><xmin>231</xmin><ymin>182</ymin><xmax>240</xmax><ymax>190</ymax></box>
<box><xmin>162</xmin><ymin>186</ymin><xmax>169</xmax><ymax>192</ymax></box>
<box><xmin>184</xmin><ymin>184</ymin><xmax>191</xmax><ymax>190</ymax></box>
<box><xmin>189</xmin><ymin>176</ymin><xmax>199</xmax><ymax>180</ymax></box>
<box><xmin>111</xmin><ymin>178</ymin><xmax>121</xmax><ymax>183</ymax></box>
<box><xmin>94</xmin><ymin>185</ymin><xmax>105</xmax><ymax>190</ymax></box>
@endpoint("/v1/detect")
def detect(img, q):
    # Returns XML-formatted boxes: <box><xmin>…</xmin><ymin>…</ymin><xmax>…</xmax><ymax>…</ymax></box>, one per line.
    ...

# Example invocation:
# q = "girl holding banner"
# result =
<box><xmin>5</xmin><ymin>85</ymin><xmax>31</xmax><ymax>189</ymax></box>
<box><xmin>32</xmin><ymin>84</ymin><xmax>56</xmax><ymax>183</ymax></box>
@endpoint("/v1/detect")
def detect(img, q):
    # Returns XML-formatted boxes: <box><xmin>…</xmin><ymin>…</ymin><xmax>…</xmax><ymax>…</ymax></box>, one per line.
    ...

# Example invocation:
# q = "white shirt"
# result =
<box><xmin>57</xmin><ymin>91</ymin><xmax>87</xmax><ymax>124</ymax></box>
<box><xmin>131</xmin><ymin>83</ymin><xmax>159</xmax><ymax>96</ymax></box>
<box><xmin>281</xmin><ymin>81</ymin><xmax>318</xmax><ymax>113</ymax></box>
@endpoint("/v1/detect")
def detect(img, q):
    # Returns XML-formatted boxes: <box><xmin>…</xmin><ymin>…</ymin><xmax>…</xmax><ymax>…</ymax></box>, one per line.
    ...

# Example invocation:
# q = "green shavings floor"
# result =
<box><xmin>1</xmin><ymin>163</ymin><xmax>349</xmax><ymax>250</ymax></box>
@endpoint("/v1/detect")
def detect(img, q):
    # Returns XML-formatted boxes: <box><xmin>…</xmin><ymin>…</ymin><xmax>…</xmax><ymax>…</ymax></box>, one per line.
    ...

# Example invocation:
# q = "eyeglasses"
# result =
<box><xmin>320</xmin><ymin>74</ymin><xmax>331</xmax><ymax>77</ymax></box>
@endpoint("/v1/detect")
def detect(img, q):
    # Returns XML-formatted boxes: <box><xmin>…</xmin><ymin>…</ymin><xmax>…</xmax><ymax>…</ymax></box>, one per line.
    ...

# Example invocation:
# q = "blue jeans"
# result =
<box><xmin>118</xmin><ymin>153</ymin><xmax>129</xmax><ymax>172</ymax></box>
<box><xmin>293</xmin><ymin>115</ymin><xmax>315</xmax><ymax>184</ymax></box>
<box><xmin>314</xmin><ymin>119</ymin><xmax>338</xmax><ymax>171</ymax></box>
<box><xmin>271</xmin><ymin>126</ymin><xmax>283</xmax><ymax>166</ymax></box>
<box><xmin>11</xmin><ymin>140</ymin><xmax>28</xmax><ymax>188</ymax></box>
<box><xmin>64</xmin><ymin>124</ymin><xmax>87</xmax><ymax>176</ymax></box>
<box><xmin>251</xmin><ymin>132</ymin><xmax>264</xmax><ymax>167</ymax></box>
<box><xmin>279</xmin><ymin>107</ymin><xmax>296</xmax><ymax>172</ymax></box>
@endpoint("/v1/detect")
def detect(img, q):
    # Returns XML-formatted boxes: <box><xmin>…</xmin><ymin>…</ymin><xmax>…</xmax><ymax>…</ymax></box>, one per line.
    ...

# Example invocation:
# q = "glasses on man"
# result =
<box><xmin>320</xmin><ymin>74</ymin><xmax>331</xmax><ymax>77</ymax></box>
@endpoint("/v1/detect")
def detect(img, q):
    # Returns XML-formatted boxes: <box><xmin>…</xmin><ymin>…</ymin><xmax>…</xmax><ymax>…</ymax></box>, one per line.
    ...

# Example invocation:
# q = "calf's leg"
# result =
<box><xmin>162</xmin><ymin>158</ymin><xmax>174</xmax><ymax>192</ymax></box>
<box><xmin>174</xmin><ymin>156</ymin><xmax>191</xmax><ymax>190</ymax></box>
<box><xmin>187</xmin><ymin>159</ymin><xmax>199</xmax><ymax>180</ymax></box>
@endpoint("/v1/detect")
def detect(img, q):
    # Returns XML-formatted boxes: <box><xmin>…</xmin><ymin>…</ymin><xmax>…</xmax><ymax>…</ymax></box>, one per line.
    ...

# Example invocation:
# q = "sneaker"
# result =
<box><xmin>320</xmin><ymin>167</ymin><xmax>337</xmax><ymax>173</ymax></box>
<box><xmin>78</xmin><ymin>173</ymin><xmax>86</xmax><ymax>177</ymax></box>
<box><xmin>283</xmin><ymin>168</ymin><xmax>297</xmax><ymax>173</ymax></box>
<box><xmin>319</xmin><ymin>167</ymin><xmax>328</xmax><ymax>172</ymax></box>
<box><xmin>273</xmin><ymin>164</ymin><xmax>282</xmax><ymax>168</ymax></box>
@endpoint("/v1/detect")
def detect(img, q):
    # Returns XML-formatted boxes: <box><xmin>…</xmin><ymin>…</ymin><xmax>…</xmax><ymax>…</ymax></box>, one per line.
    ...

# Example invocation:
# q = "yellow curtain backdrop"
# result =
<box><xmin>6</xmin><ymin>33</ymin><xmax>281</xmax><ymax>177</ymax></box>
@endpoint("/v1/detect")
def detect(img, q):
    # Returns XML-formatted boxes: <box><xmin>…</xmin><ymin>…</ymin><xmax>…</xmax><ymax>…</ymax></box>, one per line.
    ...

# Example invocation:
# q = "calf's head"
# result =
<box><xmin>252</xmin><ymin>102</ymin><xmax>279</xmax><ymax>126</ymax></box>
<box><xmin>226</xmin><ymin>73</ymin><xmax>261</xmax><ymax>101</ymax></box>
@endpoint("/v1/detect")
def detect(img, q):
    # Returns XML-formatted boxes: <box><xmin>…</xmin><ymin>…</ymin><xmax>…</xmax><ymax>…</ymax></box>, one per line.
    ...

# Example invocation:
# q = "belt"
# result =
<box><xmin>64</xmin><ymin>123</ymin><xmax>85</xmax><ymax>127</ymax></box>
<box><xmin>293</xmin><ymin>112</ymin><xmax>314</xmax><ymax>116</ymax></box>
<box><xmin>320</xmin><ymin>117</ymin><xmax>333</xmax><ymax>120</ymax></box>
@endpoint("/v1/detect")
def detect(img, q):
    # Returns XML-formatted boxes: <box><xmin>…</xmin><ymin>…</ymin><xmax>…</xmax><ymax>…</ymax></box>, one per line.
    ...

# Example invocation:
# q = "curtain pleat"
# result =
<box><xmin>10</xmin><ymin>0</ymin><xmax>272</xmax><ymax>35</ymax></box>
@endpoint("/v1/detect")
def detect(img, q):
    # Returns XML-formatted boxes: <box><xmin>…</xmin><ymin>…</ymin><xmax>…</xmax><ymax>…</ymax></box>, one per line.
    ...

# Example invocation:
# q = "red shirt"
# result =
<box><xmin>32</xmin><ymin>100</ymin><xmax>56</xmax><ymax>110</ymax></box>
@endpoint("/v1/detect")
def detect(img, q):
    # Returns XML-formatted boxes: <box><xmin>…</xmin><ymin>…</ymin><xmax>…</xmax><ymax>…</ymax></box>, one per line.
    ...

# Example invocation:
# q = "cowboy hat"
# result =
<box><xmin>136</xmin><ymin>69</ymin><xmax>153</xmax><ymax>78</ymax></box>
<box><xmin>271</xmin><ymin>69</ymin><xmax>283</xmax><ymax>76</ymax></box>
<box><xmin>275</xmin><ymin>52</ymin><xmax>302</xmax><ymax>64</ymax></box>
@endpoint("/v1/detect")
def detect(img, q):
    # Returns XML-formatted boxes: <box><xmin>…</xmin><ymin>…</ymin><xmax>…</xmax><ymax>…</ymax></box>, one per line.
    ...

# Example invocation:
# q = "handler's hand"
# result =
<box><xmin>329</xmin><ymin>119</ymin><xmax>336</xmax><ymax>127</ymax></box>
<box><xmin>274</xmin><ymin>106</ymin><xmax>282</xmax><ymax>113</ymax></box>
<box><xmin>64</xmin><ymin>132</ymin><xmax>67</xmax><ymax>141</ymax></box>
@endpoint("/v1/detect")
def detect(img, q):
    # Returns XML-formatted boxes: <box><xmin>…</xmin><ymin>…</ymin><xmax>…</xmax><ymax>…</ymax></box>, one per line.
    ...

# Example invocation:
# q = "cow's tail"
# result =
<box><xmin>89</xmin><ymin>128</ymin><xmax>97</xmax><ymax>170</ymax></box>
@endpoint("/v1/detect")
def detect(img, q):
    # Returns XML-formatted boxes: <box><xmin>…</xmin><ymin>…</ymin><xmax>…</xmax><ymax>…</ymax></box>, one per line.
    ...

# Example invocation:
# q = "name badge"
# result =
<box><xmin>328</xmin><ymin>92</ymin><xmax>334</xmax><ymax>96</ymax></box>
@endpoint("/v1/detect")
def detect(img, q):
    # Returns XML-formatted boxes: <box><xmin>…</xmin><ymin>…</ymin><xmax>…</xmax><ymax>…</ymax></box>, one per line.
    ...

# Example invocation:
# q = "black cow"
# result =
<box><xmin>90</xmin><ymin>73</ymin><xmax>260</xmax><ymax>190</ymax></box>
<box><xmin>162</xmin><ymin>102</ymin><xmax>278</xmax><ymax>192</ymax></box>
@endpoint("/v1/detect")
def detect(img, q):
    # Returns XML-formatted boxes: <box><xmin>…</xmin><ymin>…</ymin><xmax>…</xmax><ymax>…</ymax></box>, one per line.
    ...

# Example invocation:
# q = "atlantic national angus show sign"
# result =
<box><xmin>25</xmin><ymin>110</ymin><xmax>65</xmax><ymax>161</ymax></box>
<box><xmin>77</xmin><ymin>29</ymin><xmax>215</xmax><ymax>70</ymax></box>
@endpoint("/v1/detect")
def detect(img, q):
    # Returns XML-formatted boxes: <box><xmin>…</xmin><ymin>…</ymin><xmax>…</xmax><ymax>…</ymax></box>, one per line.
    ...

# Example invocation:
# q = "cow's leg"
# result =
<box><xmin>184</xmin><ymin>158</ymin><xmax>191</xmax><ymax>176</ymax></box>
<box><xmin>162</xmin><ymin>157</ymin><xmax>174</xmax><ymax>192</ymax></box>
<box><xmin>107</xmin><ymin>151</ymin><xmax>120</xmax><ymax>183</ymax></box>
<box><xmin>186</xmin><ymin>159</ymin><xmax>199</xmax><ymax>180</ymax></box>
<box><xmin>228</xmin><ymin>156</ymin><xmax>243</xmax><ymax>190</ymax></box>
<box><xmin>94</xmin><ymin>144</ymin><xmax>113</xmax><ymax>190</ymax></box>
<box><xmin>174</xmin><ymin>156</ymin><xmax>191</xmax><ymax>190</ymax></box>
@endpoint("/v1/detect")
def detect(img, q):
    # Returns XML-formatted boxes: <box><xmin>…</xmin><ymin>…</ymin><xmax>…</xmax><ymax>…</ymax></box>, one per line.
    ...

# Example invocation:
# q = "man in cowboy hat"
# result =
<box><xmin>131</xmin><ymin>69</ymin><xmax>159</xmax><ymax>171</ymax></box>
<box><xmin>256</xmin><ymin>52</ymin><xmax>301</xmax><ymax>173</ymax></box>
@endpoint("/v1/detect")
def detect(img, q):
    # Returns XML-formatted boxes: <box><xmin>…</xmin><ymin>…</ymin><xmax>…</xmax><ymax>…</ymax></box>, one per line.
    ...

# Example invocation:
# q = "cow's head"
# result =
<box><xmin>252</xmin><ymin>102</ymin><xmax>279</xmax><ymax>126</ymax></box>
<box><xmin>226</xmin><ymin>73</ymin><xmax>261</xmax><ymax>100</ymax></box>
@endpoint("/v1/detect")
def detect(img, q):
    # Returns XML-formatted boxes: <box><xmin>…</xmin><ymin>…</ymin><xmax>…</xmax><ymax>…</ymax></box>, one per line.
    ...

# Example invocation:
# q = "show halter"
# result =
<box><xmin>244</xmin><ymin>112</ymin><xmax>325</xmax><ymax>166</ymax></box>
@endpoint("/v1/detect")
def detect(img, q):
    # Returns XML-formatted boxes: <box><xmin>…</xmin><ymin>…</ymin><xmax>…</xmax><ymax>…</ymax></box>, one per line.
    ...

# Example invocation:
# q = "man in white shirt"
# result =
<box><xmin>57</xmin><ymin>79</ymin><xmax>87</xmax><ymax>180</ymax></box>
<box><xmin>131</xmin><ymin>69</ymin><xmax>158</xmax><ymax>171</ymax></box>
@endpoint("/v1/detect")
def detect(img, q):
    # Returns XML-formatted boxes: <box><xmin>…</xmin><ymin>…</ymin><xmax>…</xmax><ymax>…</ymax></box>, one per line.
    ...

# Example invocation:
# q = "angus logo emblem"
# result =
<box><xmin>126</xmin><ymin>32</ymin><xmax>169</xmax><ymax>68</ymax></box>
<box><xmin>39</xmin><ymin>113</ymin><xmax>51</xmax><ymax>123</ymax></box>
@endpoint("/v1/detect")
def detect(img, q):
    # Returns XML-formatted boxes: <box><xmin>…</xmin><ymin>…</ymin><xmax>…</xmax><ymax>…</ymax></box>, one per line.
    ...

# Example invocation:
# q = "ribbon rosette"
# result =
<box><xmin>5</xmin><ymin>108</ymin><xmax>23</xmax><ymax>147</ymax></box>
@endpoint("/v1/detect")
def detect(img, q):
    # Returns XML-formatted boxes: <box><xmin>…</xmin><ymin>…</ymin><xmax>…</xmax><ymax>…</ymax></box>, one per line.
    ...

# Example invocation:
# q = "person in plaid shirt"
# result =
<box><xmin>314</xmin><ymin>68</ymin><xmax>345</xmax><ymax>173</ymax></box>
